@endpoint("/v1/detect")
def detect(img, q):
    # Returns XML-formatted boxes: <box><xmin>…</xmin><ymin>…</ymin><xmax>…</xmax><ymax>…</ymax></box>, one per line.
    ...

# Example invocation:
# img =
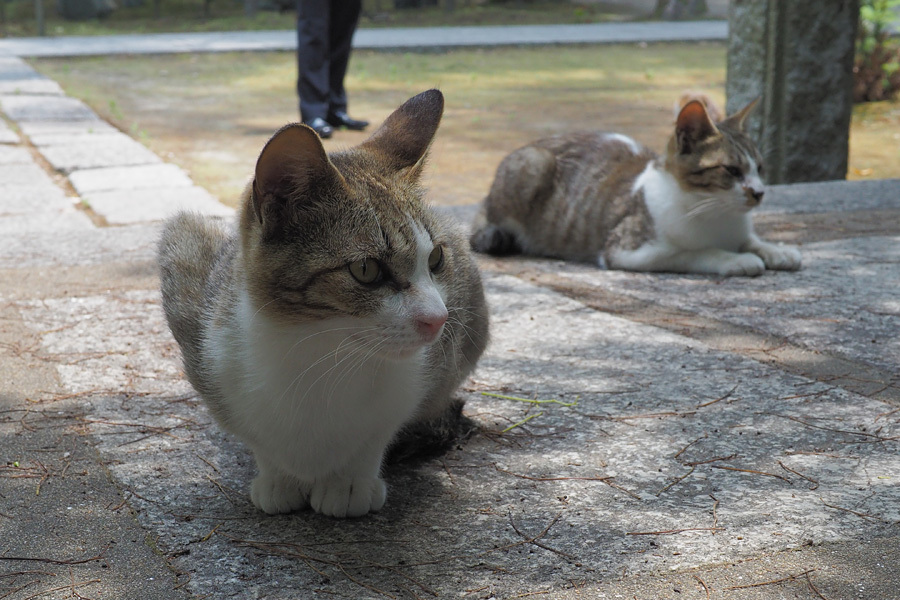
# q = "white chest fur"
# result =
<box><xmin>635</xmin><ymin>162</ymin><xmax>752</xmax><ymax>253</ymax></box>
<box><xmin>206</xmin><ymin>290</ymin><xmax>427</xmax><ymax>481</ymax></box>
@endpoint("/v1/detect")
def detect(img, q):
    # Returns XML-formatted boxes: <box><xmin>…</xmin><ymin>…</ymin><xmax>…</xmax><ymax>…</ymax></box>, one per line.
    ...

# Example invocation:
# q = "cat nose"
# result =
<box><xmin>415</xmin><ymin>312</ymin><xmax>448</xmax><ymax>341</ymax></box>
<box><xmin>744</xmin><ymin>186</ymin><xmax>764</xmax><ymax>206</ymax></box>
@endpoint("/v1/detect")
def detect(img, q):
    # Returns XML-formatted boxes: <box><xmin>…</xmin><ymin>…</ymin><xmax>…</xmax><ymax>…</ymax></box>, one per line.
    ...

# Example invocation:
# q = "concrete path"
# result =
<box><xmin>2</xmin><ymin>49</ymin><xmax>900</xmax><ymax>600</ymax></box>
<box><xmin>0</xmin><ymin>21</ymin><xmax>728</xmax><ymax>58</ymax></box>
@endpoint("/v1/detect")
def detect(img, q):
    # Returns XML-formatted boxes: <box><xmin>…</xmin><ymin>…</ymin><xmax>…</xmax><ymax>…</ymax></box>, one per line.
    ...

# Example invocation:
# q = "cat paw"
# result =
<box><xmin>250</xmin><ymin>472</ymin><xmax>308</xmax><ymax>515</ymax></box>
<box><xmin>309</xmin><ymin>476</ymin><xmax>387</xmax><ymax>518</ymax></box>
<box><xmin>718</xmin><ymin>253</ymin><xmax>765</xmax><ymax>277</ymax></box>
<box><xmin>755</xmin><ymin>244</ymin><xmax>802</xmax><ymax>271</ymax></box>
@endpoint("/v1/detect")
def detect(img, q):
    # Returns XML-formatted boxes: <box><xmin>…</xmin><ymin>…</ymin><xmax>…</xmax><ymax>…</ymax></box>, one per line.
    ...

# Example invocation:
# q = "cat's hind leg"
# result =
<box><xmin>470</xmin><ymin>145</ymin><xmax>557</xmax><ymax>256</ymax></box>
<box><xmin>469</xmin><ymin>214</ymin><xmax>523</xmax><ymax>256</ymax></box>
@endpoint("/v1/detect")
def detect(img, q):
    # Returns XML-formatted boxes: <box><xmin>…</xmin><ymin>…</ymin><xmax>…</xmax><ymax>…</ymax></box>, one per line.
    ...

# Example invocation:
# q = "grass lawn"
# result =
<box><xmin>30</xmin><ymin>42</ymin><xmax>900</xmax><ymax>208</ymax></box>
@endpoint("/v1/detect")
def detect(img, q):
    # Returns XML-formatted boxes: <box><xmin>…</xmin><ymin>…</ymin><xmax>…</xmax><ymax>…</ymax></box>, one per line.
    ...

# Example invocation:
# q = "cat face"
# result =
<box><xmin>239</xmin><ymin>90</ymin><xmax>453</xmax><ymax>359</ymax></box>
<box><xmin>667</xmin><ymin>99</ymin><xmax>765</xmax><ymax>214</ymax></box>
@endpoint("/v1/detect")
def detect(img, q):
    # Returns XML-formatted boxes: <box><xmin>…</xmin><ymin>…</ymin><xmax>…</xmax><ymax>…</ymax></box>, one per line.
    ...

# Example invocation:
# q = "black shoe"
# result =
<box><xmin>327</xmin><ymin>110</ymin><xmax>369</xmax><ymax>131</ymax></box>
<box><xmin>304</xmin><ymin>117</ymin><xmax>333</xmax><ymax>139</ymax></box>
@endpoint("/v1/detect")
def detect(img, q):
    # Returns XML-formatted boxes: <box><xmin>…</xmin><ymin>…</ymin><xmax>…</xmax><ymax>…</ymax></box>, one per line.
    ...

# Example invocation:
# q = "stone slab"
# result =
<box><xmin>18</xmin><ymin>119</ymin><xmax>118</xmax><ymax>139</ymax></box>
<box><xmin>14</xmin><ymin>272</ymin><xmax>899</xmax><ymax>599</ymax></box>
<box><xmin>0</xmin><ymin>118</ymin><xmax>19</xmax><ymax>143</ymax></box>
<box><xmin>0</xmin><ymin>223</ymin><xmax>159</xmax><ymax>268</ymax></box>
<box><xmin>27</xmin><ymin>126</ymin><xmax>133</xmax><ymax>147</ymax></box>
<box><xmin>0</xmin><ymin>144</ymin><xmax>32</xmax><ymax>164</ymax></box>
<box><xmin>84</xmin><ymin>186</ymin><xmax>233</xmax><ymax>224</ymax></box>
<box><xmin>0</xmin><ymin>161</ymin><xmax>57</xmax><ymax>186</ymax></box>
<box><xmin>533</xmin><ymin>235</ymin><xmax>900</xmax><ymax>375</ymax></box>
<box><xmin>69</xmin><ymin>163</ymin><xmax>195</xmax><ymax>195</ymax></box>
<box><xmin>0</xmin><ymin>58</ymin><xmax>60</xmax><ymax>95</ymax></box>
<box><xmin>0</xmin><ymin>55</ymin><xmax>42</xmax><ymax>79</ymax></box>
<box><xmin>0</xmin><ymin>94</ymin><xmax>99</xmax><ymax>122</ymax></box>
<box><xmin>0</xmin><ymin>181</ymin><xmax>72</xmax><ymax>215</ymax></box>
<box><xmin>0</xmin><ymin>207</ymin><xmax>94</xmax><ymax>235</ymax></box>
<box><xmin>0</xmin><ymin>78</ymin><xmax>64</xmax><ymax>96</ymax></box>
<box><xmin>38</xmin><ymin>134</ymin><xmax>162</xmax><ymax>174</ymax></box>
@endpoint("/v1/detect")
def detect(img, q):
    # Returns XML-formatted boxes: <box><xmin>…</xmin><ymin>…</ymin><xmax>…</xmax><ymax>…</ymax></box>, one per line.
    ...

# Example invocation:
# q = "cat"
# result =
<box><xmin>675</xmin><ymin>91</ymin><xmax>723</xmax><ymax>123</ymax></box>
<box><xmin>470</xmin><ymin>98</ymin><xmax>802</xmax><ymax>277</ymax></box>
<box><xmin>158</xmin><ymin>89</ymin><xmax>489</xmax><ymax>518</ymax></box>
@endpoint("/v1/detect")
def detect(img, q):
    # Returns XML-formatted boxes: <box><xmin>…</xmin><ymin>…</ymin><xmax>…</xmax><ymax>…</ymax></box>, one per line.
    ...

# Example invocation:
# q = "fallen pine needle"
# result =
<box><xmin>712</xmin><ymin>465</ymin><xmax>791</xmax><ymax>482</ymax></box>
<box><xmin>482</xmin><ymin>392</ymin><xmax>577</xmax><ymax>407</ymax></box>
<box><xmin>626</xmin><ymin>527</ymin><xmax>724</xmax><ymax>536</ymax></box>
<box><xmin>502</xmin><ymin>412</ymin><xmax>543</xmax><ymax>433</ymax></box>
<box><xmin>725</xmin><ymin>569</ymin><xmax>815</xmax><ymax>590</ymax></box>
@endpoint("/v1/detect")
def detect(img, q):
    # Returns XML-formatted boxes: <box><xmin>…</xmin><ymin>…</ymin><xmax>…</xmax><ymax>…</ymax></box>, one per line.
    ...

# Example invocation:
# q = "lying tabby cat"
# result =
<box><xmin>158</xmin><ymin>90</ymin><xmax>489</xmax><ymax>518</ymax></box>
<box><xmin>471</xmin><ymin>99</ymin><xmax>801</xmax><ymax>277</ymax></box>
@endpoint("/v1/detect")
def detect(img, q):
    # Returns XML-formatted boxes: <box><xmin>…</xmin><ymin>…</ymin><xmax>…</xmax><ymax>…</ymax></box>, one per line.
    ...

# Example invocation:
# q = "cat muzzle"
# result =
<box><xmin>743</xmin><ymin>185</ymin><xmax>764</xmax><ymax>207</ymax></box>
<box><xmin>415</xmin><ymin>313</ymin><xmax>448</xmax><ymax>343</ymax></box>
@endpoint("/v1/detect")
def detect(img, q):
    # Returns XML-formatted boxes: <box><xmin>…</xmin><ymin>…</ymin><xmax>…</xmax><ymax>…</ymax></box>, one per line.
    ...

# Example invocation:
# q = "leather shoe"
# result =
<box><xmin>327</xmin><ymin>111</ymin><xmax>369</xmax><ymax>131</ymax></box>
<box><xmin>304</xmin><ymin>117</ymin><xmax>333</xmax><ymax>139</ymax></box>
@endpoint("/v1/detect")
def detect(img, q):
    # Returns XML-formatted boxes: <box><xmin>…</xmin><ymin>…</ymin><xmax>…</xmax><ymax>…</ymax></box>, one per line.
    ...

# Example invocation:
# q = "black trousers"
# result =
<box><xmin>296</xmin><ymin>0</ymin><xmax>362</xmax><ymax>122</ymax></box>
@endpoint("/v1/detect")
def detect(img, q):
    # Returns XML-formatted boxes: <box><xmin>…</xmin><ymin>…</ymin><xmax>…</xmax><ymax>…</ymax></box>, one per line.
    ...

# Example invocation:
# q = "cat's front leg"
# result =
<box><xmin>250</xmin><ymin>454</ymin><xmax>310</xmax><ymax>515</ymax></box>
<box><xmin>309</xmin><ymin>443</ymin><xmax>387</xmax><ymax>518</ymax></box>
<box><xmin>608</xmin><ymin>244</ymin><xmax>765</xmax><ymax>277</ymax></box>
<box><xmin>742</xmin><ymin>235</ymin><xmax>802</xmax><ymax>271</ymax></box>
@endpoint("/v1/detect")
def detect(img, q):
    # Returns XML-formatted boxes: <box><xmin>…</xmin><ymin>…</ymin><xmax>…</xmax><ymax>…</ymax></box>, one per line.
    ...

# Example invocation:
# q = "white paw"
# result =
<box><xmin>718</xmin><ymin>253</ymin><xmax>765</xmax><ymax>277</ymax></box>
<box><xmin>755</xmin><ymin>244</ymin><xmax>802</xmax><ymax>271</ymax></box>
<box><xmin>251</xmin><ymin>472</ymin><xmax>308</xmax><ymax>515</ymax></box>
<box><xmin>309</xmin><ymin>476</ymin><xmax>387</xmax><ymax>518</ymax></box>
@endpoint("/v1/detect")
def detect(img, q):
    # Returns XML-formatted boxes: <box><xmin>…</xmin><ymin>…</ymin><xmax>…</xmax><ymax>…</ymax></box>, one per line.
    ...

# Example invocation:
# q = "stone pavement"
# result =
<box><xmin>0</xmin><ymin>21</ymin><xmax>728</xmax><ymax>58</ymax></box>
<box><xmin>1</xmin><ymin>53</ymin><xmax>900</xmax><ymax>600</ymax></box>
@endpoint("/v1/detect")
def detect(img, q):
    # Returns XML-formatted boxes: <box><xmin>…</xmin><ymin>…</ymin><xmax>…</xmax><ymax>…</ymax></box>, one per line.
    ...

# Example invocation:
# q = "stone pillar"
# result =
<box><xmin>726</xmin><ymin>0</ymin><xmax>859</xmax><ymax>184</ymax></box>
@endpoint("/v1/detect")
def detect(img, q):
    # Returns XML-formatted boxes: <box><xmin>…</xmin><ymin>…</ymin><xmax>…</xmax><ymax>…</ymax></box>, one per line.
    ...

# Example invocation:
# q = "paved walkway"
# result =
<box><xmin>0</xmin><ymin>21</ymin><xmax>728</xmax><ymax>57</ymax></box>
<box><xmin>1</xmin><ymin>37</ymin><xmax>900</xmax><ymax>600</ymax></box>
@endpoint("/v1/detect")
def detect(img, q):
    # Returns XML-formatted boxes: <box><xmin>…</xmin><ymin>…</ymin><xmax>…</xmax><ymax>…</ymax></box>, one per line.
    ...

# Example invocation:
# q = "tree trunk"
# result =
<box><xmin>656</xmin><ymin>0</ymin><xmax>708</xmax><ymax>20</ymax></box>
<box><xmin>35</xmin><ymin>0</ymin><xmax>45</xmax><ymax>35</ymax></box>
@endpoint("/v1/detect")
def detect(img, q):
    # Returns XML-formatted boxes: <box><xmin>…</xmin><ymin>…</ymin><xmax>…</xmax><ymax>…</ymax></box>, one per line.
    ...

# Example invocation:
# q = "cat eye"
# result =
<box><xmin>428</xmin><ymin>245</ymin><xmax>444</xmax><ymax>272</ymax></box>
<box><xmin>723</xmin><ymin>165</ymin><xmax>743</xmax><ymax>178</ymax></box>
<box><xmin>348</xmin><ymin>257</ymin><xmax>382</xmax><ymax>284</ymax></box>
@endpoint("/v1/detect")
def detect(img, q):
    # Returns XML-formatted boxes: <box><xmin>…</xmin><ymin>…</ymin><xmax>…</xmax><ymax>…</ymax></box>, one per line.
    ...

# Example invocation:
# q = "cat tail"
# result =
<box><xmin>469</xmin><ymin>206</ymin><xmax>522</xmax><ymax>256</ymax></box>
<box><xmin>157</xmin><ymin>212</ymin><xmax>231</xmax><ymax>363</ymax></box>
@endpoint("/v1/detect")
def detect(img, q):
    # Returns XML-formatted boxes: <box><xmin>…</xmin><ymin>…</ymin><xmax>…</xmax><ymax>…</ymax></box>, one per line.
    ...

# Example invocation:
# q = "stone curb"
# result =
<box><xmin>0</xmin><ymin>22</ymin><xmax>729</xmax><ymax>58</ymax></box>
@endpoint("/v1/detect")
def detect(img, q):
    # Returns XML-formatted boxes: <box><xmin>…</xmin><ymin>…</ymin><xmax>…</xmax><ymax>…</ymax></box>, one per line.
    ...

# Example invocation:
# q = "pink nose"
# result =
<box><xmin>416</xmin><ymin>312</ymin><xmax>448</xmax><ymax>341</ymax></box>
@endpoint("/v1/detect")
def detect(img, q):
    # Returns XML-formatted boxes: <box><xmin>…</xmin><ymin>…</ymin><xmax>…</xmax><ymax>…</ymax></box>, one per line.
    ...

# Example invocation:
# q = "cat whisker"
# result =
<box><xmin>279</xmin><ymin>328</ymin><xmax>382</xmax><ymax>414</ymax></box>
<box><xmin>325</xmin><ymin>336</ymin><xmax>394</xmax><ymax>405</ymax></box>
<box><xmin>283</xmin><ymin>324</ymin><xmax>381</xmax><ymax>362</ymax></box>
<box><xmin>681</xmin><ymin>197</ymin><xmax>726</xmax><ymax>222</ymax></box>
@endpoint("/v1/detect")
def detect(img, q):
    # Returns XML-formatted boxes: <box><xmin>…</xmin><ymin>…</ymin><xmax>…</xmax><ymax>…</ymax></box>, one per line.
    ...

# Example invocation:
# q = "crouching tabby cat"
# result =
<box><xmin>158</xmin><ymin>90</ymin><xmax>489</xmax><ymax>518</ymax></box>
<box><xmin>471</xmin><ymin>99</ymin><xmax>802</xmax><ymax>277</ymax></box>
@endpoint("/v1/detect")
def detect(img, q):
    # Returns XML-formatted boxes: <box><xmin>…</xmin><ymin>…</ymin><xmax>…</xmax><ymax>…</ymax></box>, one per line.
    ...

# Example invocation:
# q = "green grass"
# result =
<box><xmin>1</xmin><ymin>0</ymin><xmax>656</xmax><ymax>38</ymax></box>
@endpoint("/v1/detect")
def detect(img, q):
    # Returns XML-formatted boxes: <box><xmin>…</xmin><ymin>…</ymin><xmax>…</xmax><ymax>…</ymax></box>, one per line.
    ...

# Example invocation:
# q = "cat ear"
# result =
<box><xmin>251</xmin><ymin>123</ymin><xmax>344</xmax><ymax>225</ymax></box>
<box><xmin>721</xmin><ymin>97</ymin><xmax>760</xmax><ymax>132</ymax></box>
<box><xmin>359</xmin><ymin>89</ymin><xmax>444</xmax><ymax>178</ymax></box>
<box><xmin>675</xmin><ymin>99</ymin><xmax>719</xmax><ymax>154</ymax></box>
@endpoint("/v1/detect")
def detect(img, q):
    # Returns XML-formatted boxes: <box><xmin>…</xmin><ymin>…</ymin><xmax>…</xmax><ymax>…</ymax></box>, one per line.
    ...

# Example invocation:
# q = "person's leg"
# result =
<box><xmin>326</xmin><ymin>0</ymin><xmax>368</xmax><ymax>129</ymax></box>
<box><xmin>296</xmin><ymin>0</ymin><xmax>332</xmax><ymax>135</ymax></box>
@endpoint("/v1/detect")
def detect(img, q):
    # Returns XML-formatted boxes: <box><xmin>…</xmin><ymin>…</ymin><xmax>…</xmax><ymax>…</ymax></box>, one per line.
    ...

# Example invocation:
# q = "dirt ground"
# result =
<box><xmin>29</xmin><ymin>44</ymin><xmax>731</xmax><ymax>208</ymax></box>
<box><xmin>32</xmin><ymin>42</ymin><xmax>900</xmax><ymax>210</ymax></box>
